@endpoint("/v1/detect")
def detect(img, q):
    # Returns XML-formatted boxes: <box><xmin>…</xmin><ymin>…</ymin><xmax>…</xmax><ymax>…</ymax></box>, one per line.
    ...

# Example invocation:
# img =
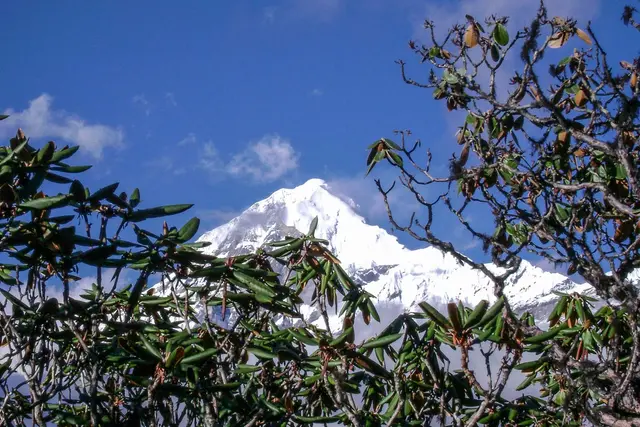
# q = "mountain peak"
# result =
<box><xmin>162</xmin><ymin>178</ymin><xmax>591</xmax><ymax>334</ymax></box>
<box><xmin>196</xmin><ymin>178</ymin><xmax>408</xmax><ymax>268</ymax></box>
<box><xmin>298</xmin><ymin>178</ymin><xmax>328</xmax><ymax>189</ymax></box>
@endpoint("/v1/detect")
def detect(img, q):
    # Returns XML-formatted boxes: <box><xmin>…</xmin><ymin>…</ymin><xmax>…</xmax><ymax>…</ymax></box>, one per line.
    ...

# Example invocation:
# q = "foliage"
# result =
<box><xmin>0</xmin><ymin>125</ymin><xmax>383</xmax><ymax>426</ymax></box>
<box><xmin>0</xmin><ymin>125</ymin><xmax>614</xmax><ymax>427</ymax></box>
<box><xmin>2</xmin><ymin>3</ymin><xmax>640</xmax><ymax>427</ymax></box>
<box><xmin>366</xmin><ymin>1</ymin><xmax>640</xmax><ymax>426</ymax></box>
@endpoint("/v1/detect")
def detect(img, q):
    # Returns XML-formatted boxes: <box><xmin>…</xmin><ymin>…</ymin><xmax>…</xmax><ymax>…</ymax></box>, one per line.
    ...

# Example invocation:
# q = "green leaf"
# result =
<box><xmin>73</xmin><ymin>235</ymin><xmax>103</xmax><ymax>247</ymax></box>
<box><xmin>380</xmin><ymin>137</ymin><xmax>400</xmax><ymax>150</ymax></box>
<box><xmin>524</xmin><ymin>327</ymin><xmax>562</xmax><ymax>343</ymax></box>
<box><xmin>210</xmin><ymin>381</ymin><xmax>242</xmax><ymax>391</ymax></box>
<box><xmin>330</xmin><ymin>327</ymin><xmax>354</xmax><ymax>347</ymax></box>
<box><xmin>165</xmin><ymin>347</ymin><xmax>185</xmax><ymax>368</ymax></box>
<box><xmin>361</xmin><ymin>333</ymin><xmax>403</xmax><ymax>349</ymax></box>
<box><xmin>289</xmin><ymin>328</ymin><xmax>319</xmax><ymax>346</ymax></box>
<box><xmin>367</xmin><ymin>298</ymin><xmax>380</xmax><ymax>322</ymax></box>
<box><xmin>8</xmin><ymin>139</ymin><xmax>29</xmax><ymax>159</ymax></box>
<box><xmin>126</xmin><ymin>275</ymin><xmax>148</xmax><ymax>317</ymax></box>
<box><xmin>139</xmin><ymin>333</ymin><xmax>163</xmax><ymax>361</ymax></box>
<box><xmin>236</xmin><ymin>364</ymin><xmax>262</xmax><ymax>374</ymax></box>
<box><xmin>418</xmin><ymin>302</ymin><xmax>451</xmax><ymax>329</ymax></box>
<box><xmin>493</xmin><ymin>23</ymin><xmax>509</xmax><ymax>46</ymax></box>
<box><xmin>333</xmin><ymin>264</ymin><xmax>356</xmax><ymax>290</ymax></box>
<box><xmin>555</xmin><ymin>205</ymin><xmax>571</xmax><ymax>223</ymax></box>
<box><xmin>50</xmin><ymin>146</ymin><xmax>80</xmax><ymax>163</ymax></box>
<box><xmin>0</xmin><ymin>115</ymin><xmax>8</xmax><ymax>121</ymax></box>
<box><xmin>615</xmin><ymin>164</ymin><xmax>628</xmax><ymax>179</ymax></box>
<box><xmin>558</xmin><ymin>56</ymin><xmax>572</xmax><ymax>67</ymax></box>
<box><xmin>268</xmin><ymin>240</ymin><xmax>304</xmax><ymax>258</ymax></box>
<box><xmin>189</xmin><ymin>265</ymin><xmax>228</xmax><ymax>279</ymax></box>
<box><xmin>464</xmin><ymin>300</ymin><xmax>489</xmax><ymax>329</ymax></box>
<box><xmin>269</xmin><ymin>237</ymin><xmax>300</xmax><ymax>247</ymax></box>
<box><xmin>307</xmin><ymin>216</ymin><xmax>319</xmax><ymax>236</ymax></box>
<box><xmin>139</xmin><ymin>296</ymin><xmax>173</xmax><ymax>306</ymax></box>
<box><xmin>76</xmin><ymin>245</ymin><xmax>118</xmax><ymax>266</ymax></box>
<box><xmin>232</xmin><ymin>270</ymin><xmax>276</xmax><ymax>299</ymax></box>
<box><xmin>490</xmin><ymin>43</ymin><xmax>500</xmax><ymax>62</ymax></box>
<box><xmin>106</xmin><ymin>192</ymin><xmax>129</xmax><ymax>209</ymax></box>
<box><xmin>36</xmin><ymin>141</ymin><xmax>55</xmax><ymax>164</ymax></box>
<box><xmin>44</xmin><ymin>172</ymin><xmax>73</xmax><ymax>184</ymax></box>
<box><xmin>448</xmin><ymin>302</ymin><xmax>463</xmax><ymax>333</ymax></box>
<box><xmin>20</xmin><ymin>194</ymin><xmax>70</xmax><ymax>210</ymax></box>
<box><xmin>88</xmin><ymin>183</ymin><xmax>119</xmax><ymax>202</ymax></box>
<box><xmin>475</xmin><ymin>296</ymin><xmax>505</xmax><ymax>327</ymax></box>
<box><xmin>21</xmin><ymin>170</ymin><xmax>47</xmax><ymax>199</ymax></box>
<box><xmin>292</xmin><ymin>415</ymin><xmax>341</xmax><ymax>424</ymax></box>
<box><xmin>553</xmin><ymin>390</ymin><xmax>567</xmax><ymax>406</ymax></box>
<box><xmin>180</xmin><ymin>348</ymin><xmax>218</xmax><ymax>365</ymax></box>
<box><xmin>0</xmin><ymin>269</ymin><xmax>17</xmax><ymax>286</ymax></box>
<box><xmin>130</xmin><ymin>188</ymin><xmax>141</xmax><ymax>208</ymax></box>
<box><xmin>350</xmin><ymin>351</ymin><xmax>391</xmax><ymax>379</ymax></box>
<box><xmin>386</xmin><ymin>151</ymin><xmax>403</xmax><ymax>167</ymax></box>
<box><xmin>50</xmin><ymin>164</ymin><xmax>92</xmax><ymax>173</ymax></box>
<box><xmin>516</xmin><ymin>374</ymin><xmax>536</xmax><ymax>391</ymax></box>
<box><xmin>565</xmin><ymin>84</ymin><xmax>580</xmax><ymax>94</ymax></box>
<box><xmin>514</xmin><ymin>360</ymin><xmax>544</xmax><ymax>371</ymax></box>
<box><xmin>365</xmin><ymin>146</ymin><xmax>382</xmax><ymax>177</ymax></box>
<box><xmin>443</xmin><ymin>70</ymin><xmax>459</xmax><ymax>85</ymax></box>
<box><xmin>129</xmin><ymin>204</ymin><xmax>193</xmax><ymax>222</ymax></box>
<box><xmin>248</xmin><ymin>346</ymin><xmax>277</xmax><ymax>359</ymax></box>
<box><xmin>177</xmin><ymin>217</ymin><xmax>200</xmax><ymax>242</ymax></box>
<box><xmin>0</xmin><ymin>289</ymin><xmax>30</xmax><ymax>311</ymax></box>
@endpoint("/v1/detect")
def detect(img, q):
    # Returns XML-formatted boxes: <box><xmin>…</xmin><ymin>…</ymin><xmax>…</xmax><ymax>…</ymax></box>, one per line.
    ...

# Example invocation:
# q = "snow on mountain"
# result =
<box><xmin>197</xmin><ymin>178</ymin><xmax>410</xmax><ymax>267</ymax></box>
<box><xmin>156</xmin><ymin>178</ymin><xmax>593</xmax><ymax>332</ymax></box>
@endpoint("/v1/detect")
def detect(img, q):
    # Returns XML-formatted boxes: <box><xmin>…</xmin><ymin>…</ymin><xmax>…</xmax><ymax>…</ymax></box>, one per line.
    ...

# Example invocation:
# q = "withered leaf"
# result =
<box><xmin>620</xmin><ymin>61</ymin><xmax>634</xmax><ymax>71</ymax></box>
<box><xmin>464</xmin><ymin>24</ymin><xmax>479</xmax><ymax>48</ymax></box>
<box><xmin>575</xmin><ymin>28</ymin><xmax>592</xmax><ymax>45</ymax></box>
<box><xmin>548</xmin><ymin>32</ymin><xmax>570</xmax><ymax>49</ymax></box>
<box><xmin>575</xmin><ymin>89</ymin><xmax>588</xmax><ymax>107</ymax></box>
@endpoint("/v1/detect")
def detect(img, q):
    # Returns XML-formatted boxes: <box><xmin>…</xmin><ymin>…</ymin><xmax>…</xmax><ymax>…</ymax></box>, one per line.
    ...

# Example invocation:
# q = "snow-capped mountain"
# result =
<box><xmin>160</xmin><ymin>178</ymin><xmax>594</xmax><ymax>333</ymax></box>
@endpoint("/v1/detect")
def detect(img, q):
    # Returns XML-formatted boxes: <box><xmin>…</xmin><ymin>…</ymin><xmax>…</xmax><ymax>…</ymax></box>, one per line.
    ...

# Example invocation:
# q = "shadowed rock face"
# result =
<box><xmin>154</xmin><ymin>178</ymin><xmax>598</xmax><ymax>334</ymax></box>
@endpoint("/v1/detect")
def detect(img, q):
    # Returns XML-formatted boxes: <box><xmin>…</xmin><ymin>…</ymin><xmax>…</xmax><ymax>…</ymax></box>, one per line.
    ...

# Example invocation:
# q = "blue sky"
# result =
<box><xmin>0</xmin><ymin>0</ymin><xmax>632</xmax><ymax>266</ymax></box>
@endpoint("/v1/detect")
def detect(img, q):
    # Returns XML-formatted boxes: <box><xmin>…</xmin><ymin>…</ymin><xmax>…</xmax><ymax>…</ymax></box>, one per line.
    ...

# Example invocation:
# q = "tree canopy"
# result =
<box><xmin>366</xmin><ymin>1</ymin><xmax>640</xmax><ymax>425</ymax></box>
<box><xmin>0</xmin><ymin>1</ymin><xmax>639</xmax><ymax>426</ymax></box>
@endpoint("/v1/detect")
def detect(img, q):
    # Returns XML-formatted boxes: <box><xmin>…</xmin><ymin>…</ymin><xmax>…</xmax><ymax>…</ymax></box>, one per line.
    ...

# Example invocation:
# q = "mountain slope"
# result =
<box><xmin>157</xmin><ymin>178</ymin><xmax>593</xmax><ymax>333</ymax></box>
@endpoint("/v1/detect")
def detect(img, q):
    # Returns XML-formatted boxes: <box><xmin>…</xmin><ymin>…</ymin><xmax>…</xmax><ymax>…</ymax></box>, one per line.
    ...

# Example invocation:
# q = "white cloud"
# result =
<box><xmin>0</xmin><ymin>94</ymin><xmax>124</xmax><ymax>159</ymax></box>
<box><xmin>311</xmin><ymin>88</ymin><xmax>324</xmax><ymax>96</ymax></box>
<box><xmin>177</xmin><ymin>132</ymin><xmax>197</xmax><ymax>146</ymax></box>
<box><xmin>165</xmin><ymin>92</ymin><xmax>177</xmax><ymax>107</ymax></box>
<box><xmin>144</xmin><ymin>155</ymin><xmax>187</xmax><ymax>176</ymax></box>
<box><xmin>199</xmin><ymin>141</ymin><xmax>224</xmax><ymax>171</ymax></box>
<box><xmin>227</xmin><ymin>134</ymin><xmax>299</xmax><ymax>183</ymax></box>
<box><xmin>132</xmin><ymin>93</ymin><xmax>151</xmax><ymax>116</ymax></box>
<box><xmin>176</xmin><ymin>134</ymin><xmax>299</xmax><ymax>184</ymax></box>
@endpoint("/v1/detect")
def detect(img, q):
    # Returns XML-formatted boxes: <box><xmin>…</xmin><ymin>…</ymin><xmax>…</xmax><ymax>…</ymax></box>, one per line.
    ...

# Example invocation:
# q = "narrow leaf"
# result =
<box><xmin>361</xmin><ymin>333</ymin><xmax>403</xmax><ymax>349</ymax></box>
<box><xmin>418</xmin><ymin>302</ymin><xmax>451</xmax><ymax>329</ymax></box>
<box><xmin>177</xmin><ymin>217</ymin><xmax>200</xmax><ymax>242</ymax></box>
<box><xmin>129</xmin><ymin>204</ymin><xmax>193</xmax><ymax>222</ymax></box>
